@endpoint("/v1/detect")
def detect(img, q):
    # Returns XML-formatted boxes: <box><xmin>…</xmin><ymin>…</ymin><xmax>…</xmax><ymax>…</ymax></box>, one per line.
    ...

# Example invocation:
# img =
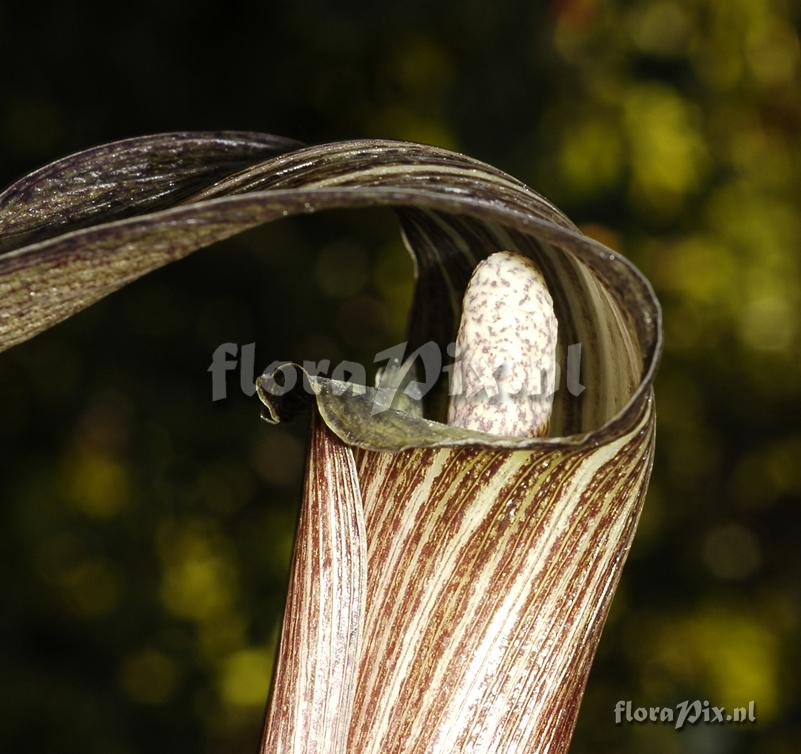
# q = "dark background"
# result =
<box><xmin>1</xmin><ymin>1</ymin><xmax>800</xmax><ymax>752</ymax></box>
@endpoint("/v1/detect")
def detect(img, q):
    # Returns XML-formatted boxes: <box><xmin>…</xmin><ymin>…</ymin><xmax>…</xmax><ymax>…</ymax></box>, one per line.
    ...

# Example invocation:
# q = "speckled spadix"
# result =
<box><xmin>0</xmin><ymin>133</ymin><xmax>661</xmax><ymax>753</ymax></box>
<box><xmin>447</xmin><ymin>251</ymin><xmax>558</xmax><ymax>438</ymax></box>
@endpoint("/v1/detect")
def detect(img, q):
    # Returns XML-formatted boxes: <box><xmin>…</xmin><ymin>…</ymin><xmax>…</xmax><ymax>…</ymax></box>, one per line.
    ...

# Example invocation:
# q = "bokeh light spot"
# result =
<box><xmin>703</xmin><ymin>523</ymin><xmax>762</xmax><ymax>580</ymax></box>
<box><xmin>158</xmin><ymin>521</ymin><xmax>238</xmax><ymax>623</ymax></box>
<box><xmin>219</xmin><ymin>647</ymin><xmax>273</xmax><ymax>707</ymax></box>
<box><xmin>120</xmin><ymin>649</ymin><xmax>179</xmax><ymax>705</ymax></box>
<box><xmin>64</xmin><ymin>451</ymin><xmax>131</xmax><ymax>518</ymax></box>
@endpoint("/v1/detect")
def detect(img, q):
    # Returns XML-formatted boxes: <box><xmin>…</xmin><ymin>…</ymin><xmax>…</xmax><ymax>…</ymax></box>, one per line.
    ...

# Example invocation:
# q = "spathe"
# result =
<box><xmin>0</xmin><ymin>133</ymin><xmax>661</xmax><ymax>753</ymax></box>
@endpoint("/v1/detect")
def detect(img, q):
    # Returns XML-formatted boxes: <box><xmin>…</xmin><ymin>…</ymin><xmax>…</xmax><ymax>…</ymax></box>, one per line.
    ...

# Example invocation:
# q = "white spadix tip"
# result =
<box><xmin>447</xmin><ymin>251</ymin><xmax>558</xmax><ymax>438</ymax></box>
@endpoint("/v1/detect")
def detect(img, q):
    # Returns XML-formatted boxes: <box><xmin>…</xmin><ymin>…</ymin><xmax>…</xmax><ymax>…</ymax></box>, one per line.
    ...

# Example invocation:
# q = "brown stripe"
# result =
<box><xmin>342</xmin><ymin>397</ymin><xmax>654</xmax><ymax>753</ymax></box>
<box><xmin>261</xmin><ymin>415</ymin><xmax>366</xmax><ymax>754</ymax></box>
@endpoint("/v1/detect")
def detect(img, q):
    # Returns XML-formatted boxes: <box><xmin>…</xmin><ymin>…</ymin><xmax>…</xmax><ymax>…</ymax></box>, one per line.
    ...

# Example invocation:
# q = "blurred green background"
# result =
<box><xmin>1</xmin><ymin>1</ymin><xmax>799</xmax><ymax>752</ymax></box>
